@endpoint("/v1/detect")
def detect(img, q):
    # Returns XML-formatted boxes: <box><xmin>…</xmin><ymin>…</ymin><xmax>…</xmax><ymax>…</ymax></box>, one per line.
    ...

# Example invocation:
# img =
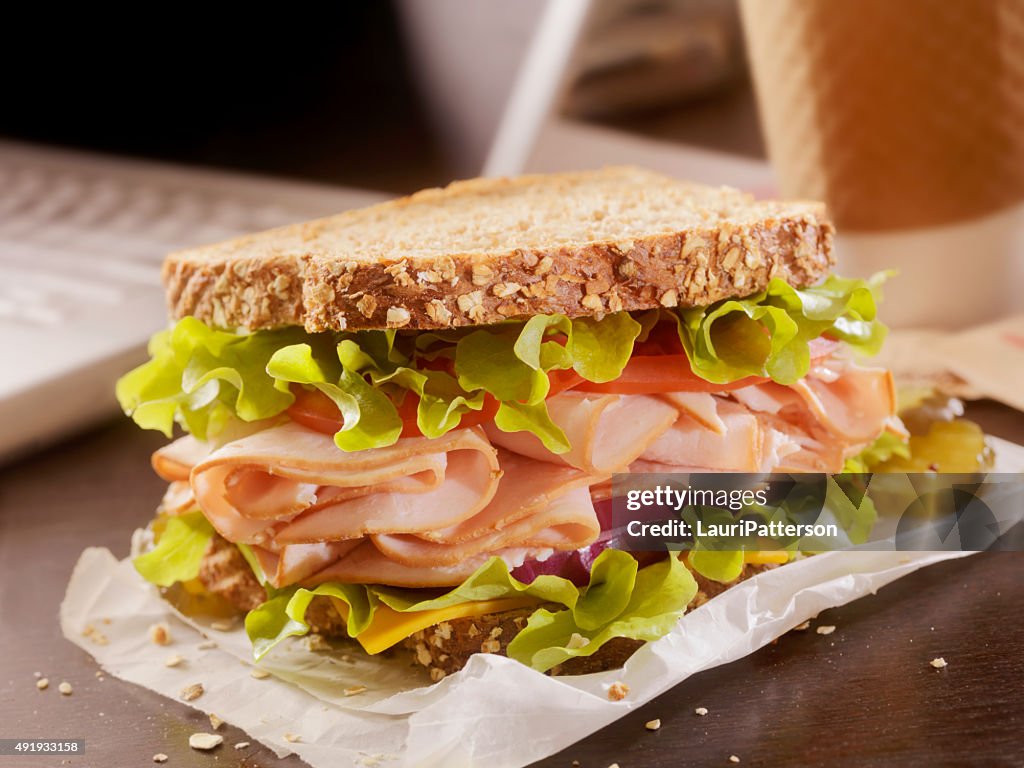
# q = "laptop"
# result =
<box><xmin>0</xmin><ymin>140</ymin><xmax>386</xmax><ymax>460</ymax></box>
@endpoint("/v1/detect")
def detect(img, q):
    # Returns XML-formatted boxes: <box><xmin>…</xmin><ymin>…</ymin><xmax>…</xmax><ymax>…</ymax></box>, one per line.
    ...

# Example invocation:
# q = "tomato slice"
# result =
<box><xmin>287</xmin><ymin>387</ymin><xmax>346</xmax><ymax>435</ymax></box>
<box><xmin>395</xmin><ymin>393</ymin><xmax>419</xmax><ymax>437</ymax></box>
<box><xmin>575</xmin><ymin>355</ymin><xmax>768</xmax><ymax>394</ymax></box>
<box><xmin>581</xmin><ymin>334</ymin><xmax>841</xmax><ymax>395</ymax></box>
<box><xmin>547</xmin><ymin>368</ymin><xmax>583</xmax><ymax>396</ymax></box>
<box><xmin>287</xmin><ymin>337</ymin><xmax>839</xmax><ymax>434</ymax></box>
<box><xmin>396</xmin><ymin>392</ymin><xmax>501</xmax><ymax>437</ymax></box>
<box><xmin>633</xmin><ymin>321</ymin><xmax>685</xmax><ymax>356</ymax></box>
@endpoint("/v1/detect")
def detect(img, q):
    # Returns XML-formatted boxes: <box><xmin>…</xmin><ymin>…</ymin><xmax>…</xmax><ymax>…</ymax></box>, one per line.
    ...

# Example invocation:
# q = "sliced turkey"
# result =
<box><xmin>485</xmin><ymin>391</ymin><xmax>678</xmax><ymax>473</ymax></box>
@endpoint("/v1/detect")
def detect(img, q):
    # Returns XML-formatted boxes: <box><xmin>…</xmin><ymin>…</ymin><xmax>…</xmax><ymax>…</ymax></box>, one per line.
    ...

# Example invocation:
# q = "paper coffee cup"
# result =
<box><xmin>740</xmin><ymin>0</ymin><xmax>1024</xmax><ymax>327</ymax></box>
<box><xmin>835</xmin><ymin>203</ymin><xmax>1024</xmax><ymax>329</ymax></box>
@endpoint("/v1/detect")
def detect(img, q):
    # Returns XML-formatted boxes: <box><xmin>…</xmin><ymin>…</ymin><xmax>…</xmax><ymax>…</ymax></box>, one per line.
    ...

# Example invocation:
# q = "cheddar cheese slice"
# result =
<box><xmin>330</xmin><ymin>595</ymin><xmax>542</xmax><ymax>654</ymax></box>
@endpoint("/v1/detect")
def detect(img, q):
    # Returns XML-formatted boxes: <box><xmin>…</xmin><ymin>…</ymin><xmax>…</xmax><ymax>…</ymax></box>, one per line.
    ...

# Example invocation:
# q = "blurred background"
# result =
<box><xmin>0</xmin><ymin>1</ymin><xmax>764</xmax><ymax>191</ymax></box>
<box><xmin>1</xmin><ymin>0</ymin><xmax>1022</xmax><ymax>458</ymax></box>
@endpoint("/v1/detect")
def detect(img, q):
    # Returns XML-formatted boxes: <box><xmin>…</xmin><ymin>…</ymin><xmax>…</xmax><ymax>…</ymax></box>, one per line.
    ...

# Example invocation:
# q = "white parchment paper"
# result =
<box><xmin>60</xmin><ymin>438</ymin><xmax>1024</xmax><ymax>768</ymax></box>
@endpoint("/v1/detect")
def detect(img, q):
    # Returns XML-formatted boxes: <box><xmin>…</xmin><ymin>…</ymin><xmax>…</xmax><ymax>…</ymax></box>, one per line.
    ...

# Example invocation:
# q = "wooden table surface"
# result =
<box><xmin>2</xmin><ymin>401</ymin><xmax>1022</xmax><ymax>768</ymax></box>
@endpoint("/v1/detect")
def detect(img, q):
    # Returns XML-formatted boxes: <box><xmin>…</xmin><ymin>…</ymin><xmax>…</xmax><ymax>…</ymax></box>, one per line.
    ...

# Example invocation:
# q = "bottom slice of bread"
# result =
<box><xmin>195</xmin><ymin>535</ymin><xmax>775</xmax><ymax>678</ymax></box>
<box><xmin>400</xmin><ymin>563</ymin><xmax>771</xmax><ymax>679</ymax></box>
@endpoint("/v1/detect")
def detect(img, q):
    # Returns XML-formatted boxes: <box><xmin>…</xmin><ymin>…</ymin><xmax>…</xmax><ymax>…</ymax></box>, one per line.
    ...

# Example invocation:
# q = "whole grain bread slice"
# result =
<box><xmin>194</xmin><ymin>535</ymin><xmax>776</xmax><ymax>679</ymax></box>
<box><xmin>400</xmin><ymin>561</ymin><xmax>774</xmax><ymax>680</ymax></box>
<box><xmin>164</xmin><ymin>166</ymin><xmax>833</xmax><ymax>332</ymax></box>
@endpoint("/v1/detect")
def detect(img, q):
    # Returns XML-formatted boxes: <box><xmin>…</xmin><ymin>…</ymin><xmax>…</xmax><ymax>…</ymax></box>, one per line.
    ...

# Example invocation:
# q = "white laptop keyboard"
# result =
<box><xmin>0</xmin><ymin>140</ymin><xmax>387</xmax><ymax>460</ymax></box>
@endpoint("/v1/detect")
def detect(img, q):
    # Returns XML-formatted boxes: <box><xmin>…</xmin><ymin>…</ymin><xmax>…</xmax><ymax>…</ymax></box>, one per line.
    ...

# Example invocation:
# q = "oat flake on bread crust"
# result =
<box><xmin>163</xmin><ymin>166</ymin><xmax>834</xmax><ymax>332</ymax></box>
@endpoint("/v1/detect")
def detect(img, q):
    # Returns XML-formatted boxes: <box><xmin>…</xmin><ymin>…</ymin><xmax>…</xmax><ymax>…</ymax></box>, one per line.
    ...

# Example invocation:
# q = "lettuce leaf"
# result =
<box><xmin>116</xmin><ymin>318</ymin><xmax>305</xmax><ymax>439</ymax></box>
<box><xmin>678</xmin><ymin>471</ymin><xmax>882</xmax><ymax>581</ymax></box>
<box><xmin>374</xmin><ymin>366</ymin><xmax>487</xmax><ymax>439</ymax></box>
<box><xmin>236</xmin><ymin>543</ymin><xmax>271</xmax><ymax>587</ymax></box>
<box><xmin>676</xmin><ymin>272</ymin><xmax>890</xmax><ymax>385</ymax></box>
<box><xmin>267</xmin><ymin>342</ymin><xmax>404</xmax><ymax>451</ymax></box>
<box><xmin>493</xmin><ymin>401</ymin><xmax>570</xmax><ymax>453</ymax></box>
<box><xmin>686</xmin><ymin>548</ymin><xmax>745</xmax><ymax>583</ymax></box>
<box><xmin>513</xmin><ymin>312</ymin><xmax>642</xmax><ymax>383</ymax></box>
<box><xmin>373</xmin><ymin>555</ymin><xmax>585</xmax><ymax>613</ymax></box>
<box><xmin>822</xmin><ymin>475</ymin><xmax>878</xmax><ymax>546</ymax></box>
<box><xmin>243</xmin><ymin>549</ymin><xmax>698</xmax><ymax>672</ymax></box>
<box><xmin>118</xmin><ymin>308</ymin><xmax>641</xmax><ymax>453</ymax></box>
<box><xmin>117</xmin><ymin>273</ymin><xmax>888</xmax><ymax>451</ymax></box>
<box><xmin>244</xmin><ymin>582</ymin><xmax>379</xmax><ymax>660</ymax></box>
<box><xmin>133</xmin><ymin>511</ymin><xmax>214</xmax><ymax>587</ymax></box>
<box><xmin>452</xmin><ymin>312</ymin><xmax>641</xmax><ymax>451</ymax></box>
<box><xmin>506</xmin><ymin>552</ymin><xmax>696</xmax><ymax>672</ymax></box>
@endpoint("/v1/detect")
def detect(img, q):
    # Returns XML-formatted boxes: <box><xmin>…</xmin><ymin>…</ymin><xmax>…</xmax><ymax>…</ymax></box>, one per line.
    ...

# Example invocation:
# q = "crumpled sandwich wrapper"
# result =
<box><xmin>874</xmin><ymin>317</ymin><xmax>1024</xmax><ymax>411</ymax></box>
<box><xmin>61</xmin><ymin>438</ymin><xmax>1024</xmax><ymax>768</ymax></box>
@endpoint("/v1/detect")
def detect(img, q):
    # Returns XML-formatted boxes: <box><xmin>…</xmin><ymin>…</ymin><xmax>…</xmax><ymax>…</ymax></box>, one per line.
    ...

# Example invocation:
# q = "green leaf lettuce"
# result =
<box><xmin>133</xmin><ymin>511</ymin><xmax>215</xmax><ymax>587</ymax></box>
<box><xmin>117</xmin><ymin>273</ymin><xmax>889</xmax><ymax>452</ymax></box>
<box><xmin>676</xmin><ymin>272</ymin><xmax>890</xmax><ymax>385</ymax></box>
<box><xmin>244</xmin><ymin>549</ymin><xmax>698</xmax><ymax>673</ymax></box>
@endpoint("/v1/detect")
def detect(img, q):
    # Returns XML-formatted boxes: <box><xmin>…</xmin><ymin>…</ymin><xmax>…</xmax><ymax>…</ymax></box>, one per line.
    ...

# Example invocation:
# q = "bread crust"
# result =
<box><xmin>162</xmin><ymin>168</ymin><xmax>834</xmax><ymax>332</ymax></box>
<box><xmin>198</xmin><ymin>535</ymin><xmax>265</xmax><ymax>612</ymax></box>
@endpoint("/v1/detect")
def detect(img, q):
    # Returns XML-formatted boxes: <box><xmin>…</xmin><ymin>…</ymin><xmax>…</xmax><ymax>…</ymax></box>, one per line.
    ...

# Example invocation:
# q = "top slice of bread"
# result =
<box><xmin>163</xmin><ymin>166</ymin><xmax>834</xmax><ymax>332</ymax></box>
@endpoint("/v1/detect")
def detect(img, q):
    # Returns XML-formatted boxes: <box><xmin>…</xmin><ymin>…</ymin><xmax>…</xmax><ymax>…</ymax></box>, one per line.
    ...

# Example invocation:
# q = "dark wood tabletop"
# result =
<box><xmin>2</xmin><ymin>400</ymin><xmax>1022</xmax><ymax>768</ymax></box>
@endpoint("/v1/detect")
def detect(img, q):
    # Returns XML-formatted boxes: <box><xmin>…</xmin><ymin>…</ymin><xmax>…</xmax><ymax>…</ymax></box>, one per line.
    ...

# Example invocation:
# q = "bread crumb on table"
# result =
<box><xmin>164</xmin><ymin>654</ymin><xmax>184</xmax><ymax>668</ymax></box>
<box><xmin>816</xmin><ymin>625</ymin><xmax>836</xmax><ymax>635</ymax></box>
<box><xmin>234</xmin><ymin>742</ymin><xmax>251</xmax><ymax>750</ymax></box>
<box><xmin>36</xmin><ymin>678</ymin><xmax>49</xmax><ymax>690</ymax></box>
<box><xmin>729</xmin><ymin>755</ymin><xmax>741</xmax><ymax>763</ymax></box>
<box><xmin>149</xmin><ymin>623</ymin><xmax>171</xmax><ymax>645</ymax></box>
<box><xmin>189</xmin><ymin>733</ymin><xmax>223</xmax><ymax>750</ymax></box>
<box><xmin>607</xmin><ymin>681</ymin><xmax>630</xmax><ymax>701</ymax></box>
<box><xmin>793</xmin><ymin>621</ymin><xmax>811</xmax><ymax>631</ymax></box>
<box><xmin>179</xmin><ymin>682</ymin><xmax>204</xmax><ymax>701</ymax></box>
<box><xmin>695</xmin><ymin>706</ymin><xmax>709</xmax><ymax>716</ymax></box>
<box><xmin>645</xmin><ymin>718</ymin><xmax>661</xmax><ymax>731</ymax></box>
<box><xmin>250</xmin><ymin>669</ymin><xmax>271</xmax><ymax>680</ymax></box>
<box><xmin>930</xmin><ymin>657</ymin><xmax>948</xmax><ymax>669</ymax></box>
<box><xmin>209</xmin><ymin>713</ymin><xmax>224</xmax><ymax>730</ymax></box>
<box><xmin>82</xmin><ymin>624</ymin><xmax>109</xmax><ymax>645</ymax></box>
<box><xmin>58</xmin><ymin>681</ymin><xmax>73</xmax><ymax>696</ymax></box>
<box><xmin>152</xmin><ymin>754</ymin><xmax>168</xmax><ymax>763</ymax></box>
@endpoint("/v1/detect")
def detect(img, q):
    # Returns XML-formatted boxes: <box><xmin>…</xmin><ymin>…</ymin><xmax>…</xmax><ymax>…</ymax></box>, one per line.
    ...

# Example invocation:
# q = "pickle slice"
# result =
<box><xmin>876</xmin><ymin>419</ymin><xmax>992</xmax><ymax>473</ymax></box>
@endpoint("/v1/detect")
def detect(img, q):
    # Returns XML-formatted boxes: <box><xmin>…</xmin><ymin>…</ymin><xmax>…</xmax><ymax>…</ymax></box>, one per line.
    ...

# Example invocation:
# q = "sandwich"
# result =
<box><xmin>118</xmin><ymin>167</ymin><xmax>904</xmax><ymax>680</ymax></box>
